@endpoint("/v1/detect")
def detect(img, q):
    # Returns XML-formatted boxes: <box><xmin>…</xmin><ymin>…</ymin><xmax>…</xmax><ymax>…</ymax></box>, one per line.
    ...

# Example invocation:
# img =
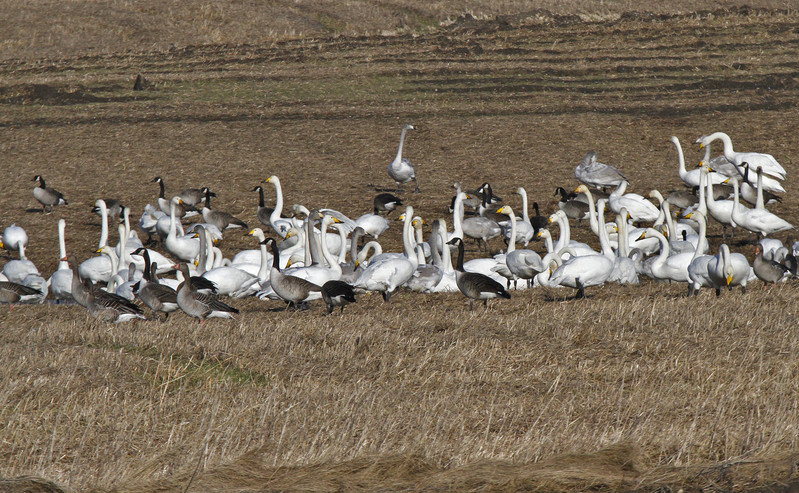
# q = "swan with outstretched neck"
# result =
<box><xmin>387</xmin><ymin>123</ymin><xmax>420</xmax><ymax>192</ymax></box>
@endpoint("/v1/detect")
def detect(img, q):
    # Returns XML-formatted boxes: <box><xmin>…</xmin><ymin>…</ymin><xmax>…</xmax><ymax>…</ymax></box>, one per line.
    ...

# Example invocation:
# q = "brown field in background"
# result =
<box><xmin>2</xmin><ymin>2</ymin><xmax>799</xmax><ymax>492</ymax></box>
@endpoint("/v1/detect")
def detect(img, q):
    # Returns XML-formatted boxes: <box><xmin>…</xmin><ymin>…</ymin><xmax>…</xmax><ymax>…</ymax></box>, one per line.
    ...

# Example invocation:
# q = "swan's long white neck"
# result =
<box><xmin>662</xmin><ymin>201</ymin><xmax>678</xmax><ymax>241</ymax></box>
<box><xmin>169</xmin><ymin>198</ymin><xmax>179</xmax><ymax>239</ymax></box>
<box><xmin>650</xmin><ymin>229</ymin><xmax>671</xmax><ymax>271</ymax></box>
<box><xmin>672</xmin><ymin>136</ymin><xmax>687</xmax><ymax>177</ymax></box>
<box><xmin>553</xmin><ymin>213</ymin><xmax>570</xmax><ymax>252</ymax></box>
<box><xmin>333</xmin><ymin>224</ymin><xmax>348</xmax><ymax>265</ymax></box>
<box><xmin>117</xmin><ymin>225</ymin><xmax>135</xmax><ymax>268</ymax></box>
<box><xmin>539</xmin><ymin>230</ymin><xmax>554</xmax><ymax>254</ymax></box>
<box><xmin>615</xmin><ymin>215</ymin><xmax>628</xmax><ymax>258</ymax></box>
<box><xmin>18</xmin><ymin>241</ymin><xmax>27</xmax><ymax>261</ymax></box>
<box><xmin>269</xmin><ymin>177</ymin><xmax>284</xmax><ymax>226</ymax></box>
<box><xmin>320</xmin><ymin>216</ymin><xmax>341</xmax><ymax>277</ymax></box>
<box><xmin>97</xmin><ymin>200</ymin><xmax>109</xmax><ymax>249</ymax></box>
<box><xmin>402</xmin><ymin>206</ymin><xmax>415</xmax><ymax>259</ymax></box>
<box><xmin>580</xmin><ymin>188</ymin><xmax>600</xmax><ymax>236</ymax></box>
<box><xmin>438</xmin><ymin>220</ymin><xmax>453</xmax><ymax>274</ymax></box>
<box><xmin>102</xmin><ymin>247</ymin><xmax>119</xmax><ymax>276</ymax></box>
<box><xmin>451</xmin><ymin>192</ymin><xmax>466</xmax><ymax>238</ymax></box>
<box><xmin>690</xmin><ymin>213</ymin><xmax>708</xmax><ymax>262</ymax></box>
<box><xmin>755</xmin><ymin>166</ymin><xmax>765</xmax><ymax>210</ymax></box>
<box><xmin>504</xmin><ymin>206</ymin><xmax>517</xmax><ymax>253</ymax></box>
<box><xmin>394</xmin><ymin>127</ymin><xmax>408</xmax><ymax>164</ymax></box>
<box><xmin>596</xmin><ymin>200</ymin><xmax>615</xmax><ymax>259</ymax></box>
<box><xmin>731</xmin><ymin>178</ymin><xmax>743</xmax><ymax>224</ymax></box>
<box><xmin>57</xmin><ymin>220</ymin><xmax>68</xmax><ymax>270</ymax></box>
<box><xmin>123</xmin><ymin>208</ymin><xmax>131</xmax><ymax>239</ymax></box>
<box><xmin>707</xmin><ymin>132</ymin><xmax>734</xmax><ymax>159</ymax></box>
<box><xmin>610</xmin><ymin>180</ymin><xmax>628</xmax><ymax>198</ymax></box>
<box><xmin>518</xmin><ymin>188</ymin><xmax>530</xmax><ymax>222</ymax></box>
<box><xmin>697</xmin><ymin>165</ymin><xmax>708</xmax><ymax>215</ymax></box>
<box><xmin>412</xmin><ymin>219</ymin><xmax>425</xmax><ymax>264</ymax></box>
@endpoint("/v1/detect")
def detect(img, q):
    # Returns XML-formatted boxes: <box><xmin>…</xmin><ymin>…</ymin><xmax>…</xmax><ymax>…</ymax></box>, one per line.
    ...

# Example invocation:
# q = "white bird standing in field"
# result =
<box><xmin>387</xmin><ymin>123</ymin><xmax>420</xmax><ymax>193</ymax></box>
<box><xmin>574</xmin><ymin>151</ymin><xmax>627</xmax><ymax>190</ymax></box>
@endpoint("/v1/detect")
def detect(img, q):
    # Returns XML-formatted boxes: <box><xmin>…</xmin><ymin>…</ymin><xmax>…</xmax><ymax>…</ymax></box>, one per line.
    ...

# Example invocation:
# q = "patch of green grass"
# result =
<box><xmin>90</xmin><ymin>342</ymin><xmax>270</xmax><ymax>388</ymax></box>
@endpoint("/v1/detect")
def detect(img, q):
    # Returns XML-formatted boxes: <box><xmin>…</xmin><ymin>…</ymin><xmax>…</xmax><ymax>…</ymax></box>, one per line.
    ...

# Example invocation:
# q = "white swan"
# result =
<box><xmin>165</xmin><ymin>197</ymin><xmax>201</xmax><ymax>262</ymax></box>
<box><xmin>430</xmin><ymin>219</ymin><xmax>459</xmax><ymax>293</ymax></box>
<box><xmin>705</xmin><ymin>168</ymin><xmax>738</xmax><ymax>239</ymax></box>
<box><xmin>138</xmin><ymin>204</ymin><xmax>165</xmax><ymax>244</ymax></box>
<box><xmin>355</xmin><ymin>211</ymin><xmax>390</xmax><ymax>239</ymax></box>
<box><xmin>387</xmin><ymin>123</ymin><xmax>420</xmax><ymax>192</ymax></box>
<box><xmin>698</xmin><ymin>131</ymin><xmax>786</xmax><ymax>185</ymax></box>
<box><xmin>605</xmin><ymin>203</ymin><xmax>638</xmax><ymax>285</ymax></box>
<box><xmin>672</xmin><ymin>136</ymin><xmax>725</xmax><ymax>187</ymax></box>
<box><xmin>609</xmin><ymin>181</ymin><xmax>659</xmax><ymax>223</ymax></box>
<box><xmin>503</xmin><ymin>187</ymin><xmax>535</xmax><ymax>246</ymax></box>
<box><xmin>263</xmin><ymin>176</ymin><xmax>298</xmax><ymax>237</ymax></box>
<box><xmin>707</xmin><ymin>243</ymin><xmax>750</xmax><ymax>295</ymax></box>
<box><xmin>686</xmin><ymin>212</ymin><xmax>715</xmax><ymax>296</ymax></box>
<box><xmin>354</xmin><ymin>206</ymin><xmax>418</xmax><ymax>301</ymax></box>
<box><xmin>729</xmin><ymin>172</ymin><xmax>793</xmax><ymax>237</ymax></box>
<box><xmin>47</xmin><ymin>219</ymin><xmax>73</xmax><ymax>302</ymax></box>
<box><xmin>574</xmin><ymin>151</ymin><xmax>627</xmax><ymax>190</ymax></box>
<box><xmin>546</xmin><ymin>243</ymin><xmax>614</xmax><ymax>299</ymax></box>
<box><xmin>1</xmin><ymin>224</ymin><xmax>28</xmax><ymax>256</ymax></box>
<box><xmin>2</xmin><ymin>239</ymin><xmax>40</xmax><ymax>283</ymax></box>
<box><xmin>280</xmin><ymin>214</ymin><xmax>342</xmax><ymax>286</ymax></box>
<box><xmin>201</xmin><ymin>229</ymin><xmax>265</xmax><ymax>298</ymax></box>
<box><xmin>547</xmin><ymin>210</ymin><xmax>596</xmax><ymax>258</ymax></box>
<box><xmin>639</xmin><ymin>228</ymin><xmax>693</xmax><ymax>283</ymax></box>
<box><xmin>497</xmin><ymin>205</ymin><xmax>543</xmax><ymax>288</ymax></box>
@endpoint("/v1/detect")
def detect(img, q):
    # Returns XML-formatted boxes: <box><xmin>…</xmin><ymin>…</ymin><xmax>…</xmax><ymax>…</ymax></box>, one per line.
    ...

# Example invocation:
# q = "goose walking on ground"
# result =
<box><xmin>252</xmin><ymin>185</ymin><xmax>276</xmax><ymax>227</ymax></box>
<box><xmin>201</xmin><ymin>188</ymin><xmax>248</xmax><ymax>232</ymax></box>
<box><xmin>575</xmin><ymin>151</ymin><xmax>627</xmax><ymax>190</ymax></box>
<box><xmin>152</xmin><ymin>177</ymin><xmax>198</xmax><ymax>218</ymax></box>
<box><xmin>321</xmin><ymin>280</ymin><xmax>357</xmax><ymax>315</ymax></box>
<box><xmin>176</xmin><ymin>263</ymin><xmax>238</xmax><ymax>322</ymax></box>
<box><xmin>179</xmin><ymin>186</ymin><xmax>214</xmax><ymax>207</ymax></box>
<box><xmin>84</xmin><ymin>279</ymin><xmax>145</xmax><ymax>323</ymax></box>
<box><xmin>263</xmin><ymin>237</ymin><xmax>323</xmax><ymax>308</ymax></box>
<box><xmin>32</xmin><ymin>175</ymin><xmax>68</xmax><ymax>212</ymax></box>
<box><xmin>447</xmin><ymin>237</ymin><xmax>510</xmax><ymax>310</ymax></box>
<box><xmin>373</xmin><ymin>193</ymin><xmax>403</xmax><ymax>214</ymax></box>
<box><xmin>387</xmin><ymin>123</ymin><xmax>420</xmax><ymax>193</ymax></box>
<box><xmin>0</xmin><ymin>281</ymin><xmax>43</xmax><ymax>310</ymax></box>
<box><xmin>554</xmin><ymin>187</ymin><xmax>589</xmax><ymax>222</ymax></box>
<box><xmin>132</xmin><ymin>249</ymin><xmax>179</xmax><ymax>320</ymax></box>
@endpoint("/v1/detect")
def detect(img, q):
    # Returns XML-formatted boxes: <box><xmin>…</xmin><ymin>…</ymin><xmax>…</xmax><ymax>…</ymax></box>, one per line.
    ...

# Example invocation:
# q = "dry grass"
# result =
<box><xmin>2</xmin><ymin>4</ymin><xmax>799</xmax><ymax>492</ymax></box>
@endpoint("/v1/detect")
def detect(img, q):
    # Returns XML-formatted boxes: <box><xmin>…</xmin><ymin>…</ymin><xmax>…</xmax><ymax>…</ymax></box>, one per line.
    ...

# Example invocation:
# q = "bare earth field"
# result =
<box><xmin>2</xmin><ymin>3</ymin><xmax>799</xmax><ymax>492</ymax></box>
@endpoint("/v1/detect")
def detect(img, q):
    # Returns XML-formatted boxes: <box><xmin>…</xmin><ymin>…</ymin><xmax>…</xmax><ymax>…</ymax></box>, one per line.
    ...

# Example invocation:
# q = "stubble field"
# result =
<box><xmin>2</xmin><ymin>3</ymin><xmax>799</xmax><ymax>492</ymax></box>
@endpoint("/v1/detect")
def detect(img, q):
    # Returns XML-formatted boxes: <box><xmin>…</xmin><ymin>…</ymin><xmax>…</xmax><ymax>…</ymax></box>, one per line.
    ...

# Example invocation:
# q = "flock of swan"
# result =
<box><xmin>1</xmin><ymin>126</ymin><xmax>797</xmax><ymax>321</ymax></box>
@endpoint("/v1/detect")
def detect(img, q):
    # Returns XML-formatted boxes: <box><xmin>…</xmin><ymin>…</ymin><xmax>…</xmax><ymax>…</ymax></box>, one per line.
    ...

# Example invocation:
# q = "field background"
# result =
<box><xmin>2</xmin><ymin>1</ymin><xmax>799</xmax><ymax>492</ymax></box>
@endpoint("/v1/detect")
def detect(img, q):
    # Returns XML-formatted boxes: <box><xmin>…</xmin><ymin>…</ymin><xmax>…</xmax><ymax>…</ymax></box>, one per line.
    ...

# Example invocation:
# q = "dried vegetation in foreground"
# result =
<box><xmin>2</xmin><ymin>3</ymin><xmax>799</xmax><ymax>492</ymax></box>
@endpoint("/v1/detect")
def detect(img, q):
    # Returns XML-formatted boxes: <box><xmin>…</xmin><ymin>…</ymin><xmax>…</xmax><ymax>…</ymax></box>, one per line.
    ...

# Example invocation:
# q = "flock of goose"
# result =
<box><xmin>1</xmin><ymin>126</ymin><xmax>797</xmax><ymax>321</ymax></box>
